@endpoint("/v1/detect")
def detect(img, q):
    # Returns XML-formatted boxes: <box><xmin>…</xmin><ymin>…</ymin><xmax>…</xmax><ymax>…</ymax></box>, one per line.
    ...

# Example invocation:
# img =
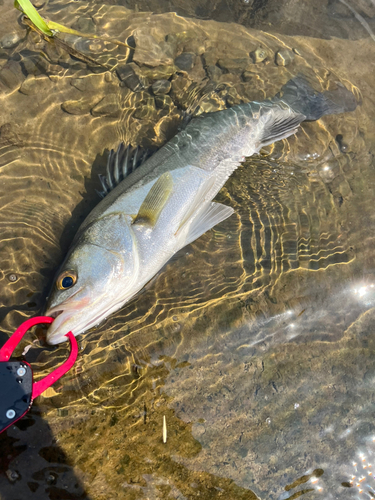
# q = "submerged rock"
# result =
<box><xmin>152</xmin><ymin>79</ymin><xmax>171</xmax><ymax>95</ymax></box>
<box><xmin>174</xmin><ymin>52</ymin><xmax>195</xmax><ymax>71</ymax></box>
<box><xmin>250</xmin><ymin>46</ymin><xmax>270</xmax><ymax>63</ymax></box>
<box><xmin>91</xmin><ymin>94</ymin><xmax>121</xmax><ymax>117</ymax></box>
<box><xmin>19</xmin><ymin>75</ymin><xmax>51</xmax><ymax>95</ymax></box>
<box><xmin>62</xmin><ymin>97</ymin><xmax>101</xmax><ymax>115</ymax></box>
<box><xmin>0</xmin><ymin>32</ymin><xmax>22</xmax><ymax>49</ymax></box>
<box><xmin>116</xmin><ymin>64</ymin><xmax>143</xmax><ymax>91</ymax></box>
<box><xmin>0</xmin><ymin>61</ymin><xmax>25</xmax><ymax>90</ymax></box>
<box><xmin>275</xmin><ymin>48</ymin><xmax>295</xmax><ymax>66</ymax></box>
<box><xmin>133</xmin><ymin>30</ymin><xmax>174</xmax><ymax>67</ymax></box>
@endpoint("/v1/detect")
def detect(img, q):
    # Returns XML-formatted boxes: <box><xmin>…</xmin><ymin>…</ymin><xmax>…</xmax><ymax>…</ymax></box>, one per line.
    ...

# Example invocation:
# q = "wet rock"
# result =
<box><xmin>116</xmin><ymin>64</ymin><xmax>142</xmax><ymax>91</ymax></box>
<box><xmin>199</xmin><ymin>94</ymin><xmax>226</xmax><ymax>113</ymax></box>
<box><xmin>152</xmin><ymin>79</ymin><xmax>171</xmax><ymax>95</ymax></box>
<box><xmin>202</xmin><ymin>52</ymin><xmax>218</xmax><ymax>67</ymax></box>
<box><xmin>62</xmin><ymin>96</ymin><xmax>100</xmax><ymax>115</ymax></box>
<box><xmin>133</xmin><ymin>97</ymin><xmax>159</xmax><ymax>121</ymax></box>
<box><xmin>6</xmin><ymin>469</ymin><xmax>20</xmax><ymax>483</ymax></box>
<box><xmin>0</xmin><ymin>123</ymin><xmax>22</xmax><ymax>146</ymax></box>
<box><xmin>0</xmin><ymin>32</ymin><xmax>22</xmax><ymax>49</ymax></box>
<box><xmin>91</xmin><ymin>94</ymin><xmax>121</xmax><ymax>117</ymax></box>
<box><xmin>19</xmin><ymin>74</ymin><xmax>51</xmax><ymax>95</ymax></box>
<box><xmin>138</xmin><ymin>65</ymin><xmax>175</xmax><ymax>80</ymax></box>
<box><xmin>192</xmin><ymin>423</ymin><xmax>206</xmax><ymax>437</ymax></box>
<box><xmin>174</xmin><ymin>52</ymin><xmax>195</xmax><ymax>71</ymax></box>
<box><xmin>206</xmin><ymin>65</ymin><xmax>222</xmax><ymax>81</ymax></box>
<box><xmin>32</xmin><ymin>0</ymin><xmax>46</xmax><ymax>7</ymax></box>
<box><xmin>217</xmin><ymin>57</ymin><xmax>252</xmax><ymax>73</ymax></box>
<box><xmin>71</xmin><ymin>16</ymin><xmax>96</xmax><ymax>34</ymax></box>
<box><xmin>250</xmin><ymin>47</ymin><xmax>269</xmax><ymax>63</ymax></box>
<box><xmin>133</xmin><ymin>31</ymin><xmax>174</xmax><ymax>67</ymax></box>
<box><xmin>183</xmin><ymin>39</ymin><xmax>206</xmax><ymax>56</ymax></box>
<box><xmin>71</xmin><ymin>74</ymin><xmax>104</xmax><ymax>92</ymax></box>
<box><xmin>0</xmin><ymin>61</ymin><xmax>25</xmax><ymax>90</ymax></box>
<box><xmin>275</xmin><ymin>48</ymin><xmax>295</xmax><ymax>66</ymax></box>
<box><xmin>242</xmin><ymin>70</ymin><xmax>254</xmax><ymax>82</ymax></box>
<box><xmin>154</xmin><ymin>94</ymin><xmax>174</xmax><ymax>112</ymax></box>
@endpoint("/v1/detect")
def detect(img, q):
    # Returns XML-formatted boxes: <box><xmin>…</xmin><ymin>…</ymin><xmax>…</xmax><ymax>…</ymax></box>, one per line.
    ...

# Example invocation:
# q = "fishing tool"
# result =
<box><xmin>0</xmin><ymin>316</ymin><xmax>78</xmax><ymax>434</ymax></box>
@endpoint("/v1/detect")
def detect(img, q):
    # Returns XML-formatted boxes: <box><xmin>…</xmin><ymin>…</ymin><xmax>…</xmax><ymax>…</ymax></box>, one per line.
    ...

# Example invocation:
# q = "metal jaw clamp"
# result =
<box><xmin>0</xmin><ymin>316</ymin><xmax>78</xmax><ymax>434</ymax></box>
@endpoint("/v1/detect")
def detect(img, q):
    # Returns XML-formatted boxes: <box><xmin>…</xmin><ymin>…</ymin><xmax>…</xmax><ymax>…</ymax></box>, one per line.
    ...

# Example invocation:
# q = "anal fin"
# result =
<box><xmin>183</xmin><ymin>202</ymin><xmax>235</xmax><ymax>246</ymax></box>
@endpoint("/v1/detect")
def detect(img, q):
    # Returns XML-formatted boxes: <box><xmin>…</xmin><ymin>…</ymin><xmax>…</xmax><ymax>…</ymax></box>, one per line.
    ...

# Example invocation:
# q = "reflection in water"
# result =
<box><xmin>0</xmin><ymin>0</ymin><xmax>375</xmax><ymax>498</ymax></box>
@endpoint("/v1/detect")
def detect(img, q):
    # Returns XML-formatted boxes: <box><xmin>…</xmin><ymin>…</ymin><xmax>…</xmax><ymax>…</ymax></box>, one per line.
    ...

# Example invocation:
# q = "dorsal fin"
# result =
<box><xmin>132</xmin><ymin>172</ymin><xmax>174</xmax><ymax>227</ymax></box>
<box><xmin>97</xmin><ymin>144</ymin><xmax>152</xmax><ymax>198</ymax></box>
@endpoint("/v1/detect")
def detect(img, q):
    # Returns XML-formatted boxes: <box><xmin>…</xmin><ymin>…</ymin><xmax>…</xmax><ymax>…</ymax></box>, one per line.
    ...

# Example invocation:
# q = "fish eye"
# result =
<box><xmin>56</xmin><ymin>270</ymin><xmax>77</xmax><ymax>290</ymax></box>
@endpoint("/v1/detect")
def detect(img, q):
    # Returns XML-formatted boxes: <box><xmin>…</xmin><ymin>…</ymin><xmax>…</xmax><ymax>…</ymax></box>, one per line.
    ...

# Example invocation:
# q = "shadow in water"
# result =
<box><xmin>0</xmin><ymin>411</ymin><xmax>92</xmax><ymax>500</ymax></box>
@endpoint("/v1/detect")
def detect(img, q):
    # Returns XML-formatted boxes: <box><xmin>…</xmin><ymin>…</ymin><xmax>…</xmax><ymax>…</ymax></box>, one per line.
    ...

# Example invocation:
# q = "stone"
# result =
<box><xmin>202</xmin><ymin>52</ymin><xmax>218</xmax><ymax>67</ymax></box>
<box><xmin>275</xmin><ymin>49</ymin><xmax>295</xmax><ymax>66</ymax></box>
<box><xmin>174</xmin><ymin>52</ymin><xmax>195</xmax><ymax>71</ymax></box>
<box><xmin>19</xmin><ymin>75</ymin><xmax>51</xmax><ymax>95</ymax></box>
<box><xmin>133</xmin><ymin>30</ymin><xmax>174</xmax><ymax>67</ymax></box>
<box><xmin>116</xmin><ymin>64</ymin><xmax>142</xmax><ymax>91</ymax></box>
<box><xmin>91</xmin><ymin>94</ymin><xmax>121</xmax><ymax>117</ymax></box>
<box><xmin>71</xmin><ymin>75</ymin><xmax>104</xmax><ymax>92</ymax></box>
<box><xmin>62</xmin><ymin>97</ymin><xmax>100</xmax><ymax>115</ymax></box>
<box><xmin>152</xmin><ymin>79</ymin><xmax>171</xmax><ymax>95</ymax></box>
<box><xmin>217</xmin><ymin>57</ymin><xmax>252</xmax><ymax>73</ymax></box>
<box><xmin>0</xmin><ymin>32</ymin><xmax>22</xmax><ymax>49</ymax></box>
<box><xmin>154</xmin><ymin>95</ymin><xmax>174</xmax><ymax>112</ymax></box>
<box><xmin>32</xmin><ymin>0</ymin><xmax>45</xmax><ymax>7</ymax></box>
<box><xmin>250</xmin><ymin>47</ymin><xmax>270</xmax><ymax>63</ymax></box>
<box><xmin>0</xmin><ymin>61</ymin><xmax>24</xmax><ymax>90</ymax></box>
<box><xmin>71</xmin><ymin>16</ymin><xmax>96</xmax><ymax>34</ymax></box>
<box><xmin>133</xmin><ymin>98</ymin><xmax>159</xmax><ymax>121</ymax></box>
<box><xmin>206</xmin><ymin>65</ymin><xmax>222</xmax><ymax>81</ymax></box>
<box><xmin>138</xmin><ymin>65</ymin><xmax>175</xmax><ymax>80</ymax></box>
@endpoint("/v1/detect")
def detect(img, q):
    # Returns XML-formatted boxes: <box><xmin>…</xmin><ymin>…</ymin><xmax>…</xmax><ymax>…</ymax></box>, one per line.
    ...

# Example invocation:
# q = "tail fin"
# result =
<box><xmin>273</xmin><ymin>76</ymin><xmax>357</xmax><ymax>120</ymax></box>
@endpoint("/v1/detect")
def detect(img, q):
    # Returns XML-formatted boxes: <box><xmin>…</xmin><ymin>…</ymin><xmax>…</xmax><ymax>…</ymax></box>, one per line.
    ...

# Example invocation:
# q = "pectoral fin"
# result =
<box><xmin>183</xmin><ymin>202</ymin><xmax>235</xmax><ymax>246</ymax></box>
<box><xmin>133</xmin><ymin>172</ymin><xmax>173</xmax><ymax>227</ymax></box>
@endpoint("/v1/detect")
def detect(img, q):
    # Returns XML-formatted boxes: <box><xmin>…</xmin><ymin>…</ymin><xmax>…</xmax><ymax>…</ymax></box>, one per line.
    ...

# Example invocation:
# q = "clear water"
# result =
<box><xmin>0</xmin><ymin>0</ymin><xmax>375</xmax><ymax>499</ymax></box>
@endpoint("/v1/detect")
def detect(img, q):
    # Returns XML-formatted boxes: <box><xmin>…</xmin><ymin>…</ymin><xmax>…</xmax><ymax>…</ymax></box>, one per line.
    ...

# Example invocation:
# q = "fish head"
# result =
<box><xmin>45</xmin><ymin>215</ymin><xmax>138</xmax><ymax>344</ymax></box>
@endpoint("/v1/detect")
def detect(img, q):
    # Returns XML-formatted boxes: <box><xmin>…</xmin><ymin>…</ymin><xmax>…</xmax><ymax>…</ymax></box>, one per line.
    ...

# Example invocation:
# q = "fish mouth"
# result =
<box><xmin>45</xmin><ymin>306</ymin><xmax>78</xmax><ymax>345</ymax></box>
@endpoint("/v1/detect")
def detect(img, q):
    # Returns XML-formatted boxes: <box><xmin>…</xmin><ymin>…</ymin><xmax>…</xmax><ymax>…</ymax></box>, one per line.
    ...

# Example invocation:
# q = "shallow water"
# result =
<box><xmin>0</xmin><ymin>0</ymin><xmax>375</xmax><ymax>499</ymax></box>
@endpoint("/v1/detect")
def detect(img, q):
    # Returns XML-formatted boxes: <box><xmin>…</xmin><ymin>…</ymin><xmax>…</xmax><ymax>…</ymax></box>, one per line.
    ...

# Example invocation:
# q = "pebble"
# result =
<box><xmin>62</xmin><ymin>97</ymin><xmax>100</xmax><ymax>115</ymax></box>
<box><xmin>0</xmin><ymin>61</ymin><xmax>25</xmax><ymax>90</ymax></box>
<box><xmin>152</xmin><ymin>79</ymin><xmax>171</xmax><ymax>95</ymax></box>
<box><xmin>70</xmin><ymin>74</ymin><xmax>104</xmax><ymax>92</ymax></box>
<box><xmin>250</xmin><ymin>47</ymin><xmax>269</xmax><ymax>63</ymax></box>
<box><xmin>275</xmin><ymin>49</ymin><xmax>295</xmax><ymax>66</ymax></box>
<box><xmin>6</xmin><ymin>469</ymin><xmax>20</xmax><ymax>483</ymax></box>
<box><xmin>206</xmin><ymin>65</ymin><xmax>222</xmax><ymax>81</ymax></box>
<box><xmin>0</xmin><ymin>32</ymin><xmax>22</xmax><ymax>49</ymax></box>
<box><xmin>217</xmin><ymin>57</ymin><xmax>252</xmax><ymax>73</ymax></box>
<box><xmin>19</xmin><ymin>74</ymin><xmax>51</xmax><ymax>95</ymax></box>
<box><xmin>91</xmin><ymin>94</ymin><xmax>121</xmax><ymax>117</ymax></box>
<box><xmin>138</xmin><ymin>65</ymin><xmax>175</xmax><ymax>80</ymax></box>
<box><xmin>154</xmin><ymin>94</ymin><xmax>174</xmax><ymax>112</ymax></box>
<box><xmin>32</xmin><ymin>0</ymin><xmax>45</xmax><ymax>7</ymax></box>
<box><xmin>174</xmin><ymin>52</ymin><xmax>195</xmax><ymax>71</ymax></box>
<box><xmin>192</xmin><ymin>423</ymin><xmax>206</xmax><ymax>437</ymax></box>
<box><xmin>71</xmin><ymin>16</ymin><xmax>96</xmax><ymax>34</ymax></box>
<box><xmin>116</xmin><ymin>64</ymin><xmax>142</xmax><ymax>92</ymax></box>
<box><xmin>133</xmin><ymin>31</ymin><xmax>174</xmax><ymax>67</ymax></box>
<box><xmin>133</xmin><ymin>98</ymin><xmax>159</xmax><ymax>121</ymax></box>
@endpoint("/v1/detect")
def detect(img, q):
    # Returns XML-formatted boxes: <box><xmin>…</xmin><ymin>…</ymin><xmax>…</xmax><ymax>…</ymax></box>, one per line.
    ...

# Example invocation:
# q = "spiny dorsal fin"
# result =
<box><xmin>133</xmin><ymin>172</ymin><xmax>173</xmax><ymax>227</ymax></box>
<box><xmin>97</xmin><ymin>144</ymin><xmax>152</xmax><ymax>199</ymax></box>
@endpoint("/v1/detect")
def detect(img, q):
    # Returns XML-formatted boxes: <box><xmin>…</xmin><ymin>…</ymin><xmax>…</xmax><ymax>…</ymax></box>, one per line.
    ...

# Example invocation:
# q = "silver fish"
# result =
<box><xmin>45</xmin><ymin>77</ymin><xmax>357</xmax><ymax>344</ymax></box>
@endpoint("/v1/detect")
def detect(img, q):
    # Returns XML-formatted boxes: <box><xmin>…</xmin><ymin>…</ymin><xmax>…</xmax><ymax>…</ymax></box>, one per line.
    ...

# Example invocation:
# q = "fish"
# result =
<box><xmin>45</xmin><ymin>76</ymin><xmax>357</xmax><ymax>344</ymax></box>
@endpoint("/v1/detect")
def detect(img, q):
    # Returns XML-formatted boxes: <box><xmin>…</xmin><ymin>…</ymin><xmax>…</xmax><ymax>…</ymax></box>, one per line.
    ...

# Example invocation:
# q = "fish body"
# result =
<box><xmin>46</xmin><ymin>77</ymin><xmax>357</xmax><ymax>344</ymax></box>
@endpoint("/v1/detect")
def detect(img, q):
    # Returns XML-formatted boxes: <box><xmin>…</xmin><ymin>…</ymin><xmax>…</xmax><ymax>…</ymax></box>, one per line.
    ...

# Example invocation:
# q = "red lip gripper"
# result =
<box><xmin>0</xmin><ymin>316</ymin><xmax>78</xmax><ymax>434</ymax></box>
